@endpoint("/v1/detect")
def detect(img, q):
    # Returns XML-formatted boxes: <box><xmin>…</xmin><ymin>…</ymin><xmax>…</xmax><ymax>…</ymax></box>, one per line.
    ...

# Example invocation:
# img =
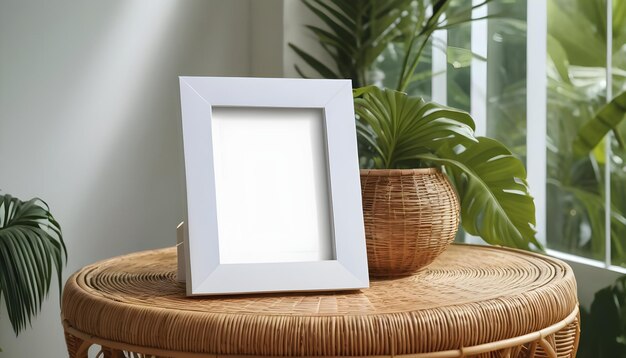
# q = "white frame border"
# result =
<box><xmin>179</xmin><ymin>77</ymin><xmax>369</xmax><ymax>295</ymax></box>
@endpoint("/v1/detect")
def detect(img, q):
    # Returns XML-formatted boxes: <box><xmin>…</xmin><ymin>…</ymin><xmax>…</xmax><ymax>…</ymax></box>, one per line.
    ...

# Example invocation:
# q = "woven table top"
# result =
<box><xmin>61</xmin><ymin>244</ymin><xmax>578</xmax><ymax>356</ymax></box>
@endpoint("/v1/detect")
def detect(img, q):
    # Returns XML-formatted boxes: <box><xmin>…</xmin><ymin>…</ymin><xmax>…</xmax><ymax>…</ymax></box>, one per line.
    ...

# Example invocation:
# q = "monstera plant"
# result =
<box><xmin>355</xmin><ymin>86</ymin><xmax>540</xmax><ymax>250</ymax></box>
<box><xmin>291</xmin><ymin>0</ymin><xmax>539</xmax><ymax>250</ymax></box>
<box><xmin>0</xmin><ymin>193</ymin><xmax>66</xmax><ymax>350</ymax></box>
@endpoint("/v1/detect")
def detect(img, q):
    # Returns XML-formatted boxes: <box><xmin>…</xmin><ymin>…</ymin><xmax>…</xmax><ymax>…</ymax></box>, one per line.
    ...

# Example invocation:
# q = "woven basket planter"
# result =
<box><xmin>360</xmin><ymin>168</ymin><xmax>460</xmax><ymax>277</ymax></box>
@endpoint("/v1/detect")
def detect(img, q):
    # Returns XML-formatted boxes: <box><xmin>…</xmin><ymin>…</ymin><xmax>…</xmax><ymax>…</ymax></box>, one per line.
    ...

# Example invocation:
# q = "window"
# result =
<box><xmin>375</xmin><ymin>0</ymin><xmax>626</xmax><ymax>271</ymax></box>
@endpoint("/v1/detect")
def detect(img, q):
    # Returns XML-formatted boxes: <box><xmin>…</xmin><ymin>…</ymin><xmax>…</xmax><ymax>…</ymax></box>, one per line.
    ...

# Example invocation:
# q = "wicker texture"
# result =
<box><xmin>62</xmin><ymin>244</ymin><xmax>578</xmax><ymax>357</ymax></box>
<box><xmin>360</xmin><ymin>168</ymin><xmax>460</xmax><ymax>276</ymax></box>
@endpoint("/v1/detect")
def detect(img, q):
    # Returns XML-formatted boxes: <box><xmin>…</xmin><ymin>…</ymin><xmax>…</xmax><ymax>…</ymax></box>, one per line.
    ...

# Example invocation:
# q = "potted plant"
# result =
<box><xmin>354</xmin><ymin>86</ymin><xmax>539</xmax><ymax>275</ymax></box>
<box><xmin>0</xmin><ymin>193</ymin><xmax>66</xmax><ymax>351</ymax></box>
<box><xmin>291</xmin><ymin>0</ymin><xmax>540</xmax><ymax>275</ymax></box>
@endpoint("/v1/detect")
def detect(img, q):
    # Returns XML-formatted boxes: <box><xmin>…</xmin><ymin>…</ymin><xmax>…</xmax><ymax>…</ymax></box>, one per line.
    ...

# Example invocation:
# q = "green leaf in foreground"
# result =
<box><xmin>354</xmin><ymin>86</ymin><xmax>476</xmax><ymax>169</ymax></box>
<box><xmin>0</xmin><ymin>194</ymin><xmax>66</xmax><ymax>336</ymax></box>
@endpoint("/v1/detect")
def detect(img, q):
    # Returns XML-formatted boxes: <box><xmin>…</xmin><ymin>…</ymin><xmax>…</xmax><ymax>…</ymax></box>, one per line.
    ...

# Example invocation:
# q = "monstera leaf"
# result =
<box><xmin>0</xmin><ymin>194</ymin><xmax>66</xmax><ymax>336</ymax></box>
<box><xmin>354</xmin><ymin>87</ymin><xmax>539</xmax><ymax>249</ymax></box>
<box><xmin>416</xmin><ymin>140</ymin><xmax>540</xmax><ymax>250</ymax></box>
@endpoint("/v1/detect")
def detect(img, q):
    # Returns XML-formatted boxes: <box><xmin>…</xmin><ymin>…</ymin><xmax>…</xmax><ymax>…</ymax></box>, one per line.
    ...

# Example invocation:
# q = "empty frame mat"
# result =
<box><xmin>211</xmin><ymin>107</ymin><xmax>335</xmax><ymax>264</ymax></box>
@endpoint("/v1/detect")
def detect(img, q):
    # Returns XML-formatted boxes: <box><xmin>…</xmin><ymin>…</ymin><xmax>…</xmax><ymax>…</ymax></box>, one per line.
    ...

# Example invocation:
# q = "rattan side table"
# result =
<box><xmin>61</xmin><ymin>244</ymin><xmax>579</xmax><ymax>358</ymax></box>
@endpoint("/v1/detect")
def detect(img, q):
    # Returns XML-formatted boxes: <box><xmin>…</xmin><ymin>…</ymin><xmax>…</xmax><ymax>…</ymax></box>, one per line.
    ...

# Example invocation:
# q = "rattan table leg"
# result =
<box><xmin>538</xmin><ymin>337</ymin><xmax>558</xmax><ymax>358</ymax></box>
<box><xmin>501</xmin><ymin>347</ymin><xmax>512</xmax><ymax>357</ymax></box>
<box><xmin>571</xmin><ymin>312</ymin><xmax>581</xmax><ymax>357</ymax></box>
<box><xmin>110</xmin><ymin>348</ymin><xmax>126</xmax><ymax>358</ymax></box>
<box><xmin>100</xmin><ymin>347</ymin><xmax>126</xmax><ymax>358</ymax></box>
<box><xmin>64</xmin><ymin>330</ymin><xmax>90</xmax><ymax>358</ymax></box>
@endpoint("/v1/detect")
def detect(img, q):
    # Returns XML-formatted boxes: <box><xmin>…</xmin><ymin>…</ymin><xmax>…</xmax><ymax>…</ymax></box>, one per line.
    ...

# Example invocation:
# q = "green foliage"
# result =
<box><xmin>355</xmin><ymin>87</ymin><xmax>540</xmax><ymax>249</ymax></box>
<box><xmin>289</xmin><ymin>0</ymin><xmax>494</xmax><ymax>91</ymax></box>
<box><xmin>548</xmin><ymin>0</ymin><xmax>626</xmax><ymax>70</ymax></box>
<box><xmin>483</xmin><ymin>0</ymin><xmax>626</xmax><ymax>264</ymax></box>
<box><xmin>0</xmin><ymin>194</ymin><xmax>66</xmax><ymax>336</ymax></box>
<box><xmin>541</xmin><ymin>0</ymin><xmax>626</xmax><ymax>264</ymax></box>
<box><xmin>557</xmin><ymin>86</ymin><xmax>626</xmax><ymax>263</ymax></box>
<box><xmin>353</xmin><ymin>85</ymin><xmax>476</xmax><ymax>168</ymax></box>
<box><xmin>292</xmin><ymin>0</ymin><xmax>539</xmax><ymax>249</ymax></box>
<box><xmin>288</xmin><ymin>0</ymin><xmax>416</xmax><ymax>88</ymax></box>
<box><xmin>578</xmin><ymin>275</ymin><xmax>626</xmax><ymax>358</ymax></box>
<box><xmin>574</xmin><ymin>91</ymin><xmax>626</xmax><ymax>155</ymax></box>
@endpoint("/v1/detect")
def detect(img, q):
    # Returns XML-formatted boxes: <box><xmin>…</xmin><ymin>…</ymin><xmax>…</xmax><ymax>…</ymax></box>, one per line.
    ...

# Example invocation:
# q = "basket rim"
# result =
<box><xmin>360</xmin><ymin>168</ymin><xmax>439</xmax><ymax>176</ymax></box>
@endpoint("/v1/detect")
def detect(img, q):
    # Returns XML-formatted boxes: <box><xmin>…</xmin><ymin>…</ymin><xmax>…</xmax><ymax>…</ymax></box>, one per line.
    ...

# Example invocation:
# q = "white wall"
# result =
<box><xmin>0</xmin><ymin>0</ymin><xmax>252</xmax><ymax>356</ymax></box>
<box><xmin>563</xmin><ymin>259</ymin><xmax>624</xmax><ymax>308</ymax></box>
<box><xmin>250</xmin><ymin>0</ymin><xmax>284</xmax><ymax>77</ymax></box>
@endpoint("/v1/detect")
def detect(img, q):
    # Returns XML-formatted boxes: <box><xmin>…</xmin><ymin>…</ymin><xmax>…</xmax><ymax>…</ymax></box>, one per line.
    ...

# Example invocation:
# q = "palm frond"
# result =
<box><xmin>354</xmin><ymin>86</ymin><xmax>476</xmax><ymax>168</ymax></box>
<box><xmin>0</xmin><ymin>194</ymin><xmax>66</xmax><ymax>335</ymax></box>
<box><xmin>290</xmin><ymin>0</ymin><xmax>495</xmax><ymax>91</ymax></box>
<box><xmin>289</xmin><ymin>0</ymin><xmax>415</xmax><ymax>87</ymax></box>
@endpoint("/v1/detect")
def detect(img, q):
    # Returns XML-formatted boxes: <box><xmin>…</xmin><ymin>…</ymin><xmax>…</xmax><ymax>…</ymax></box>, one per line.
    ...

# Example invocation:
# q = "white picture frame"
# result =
<box><xmin>179</xmin><ymin>77</ymin><xmax>369</xmax><ymax>296</ymax></box>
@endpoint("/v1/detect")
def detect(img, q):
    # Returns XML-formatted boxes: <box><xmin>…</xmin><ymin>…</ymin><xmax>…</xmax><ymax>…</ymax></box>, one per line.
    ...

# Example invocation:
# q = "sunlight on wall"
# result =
<box><xmin>0</xmin><ymin>1</ymin><xmax>251</xmax><ymax>356</ymax></box>
<box><xmin>59</xmin><ymin>0</ymin><xmax>179</xmax><ymax>142</ymax></box>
